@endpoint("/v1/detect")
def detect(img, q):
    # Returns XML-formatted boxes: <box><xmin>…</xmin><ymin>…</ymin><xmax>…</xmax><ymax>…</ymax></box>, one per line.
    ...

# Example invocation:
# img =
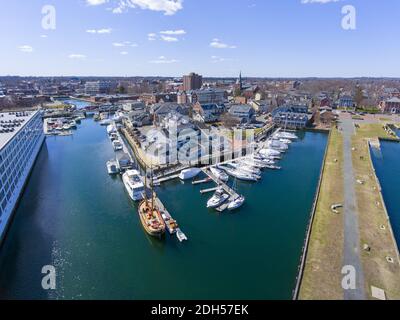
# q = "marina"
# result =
<box><xmin>0</xmin><ymin>117</ymin><xmax>328</xmax><ymax>299</ymax></box>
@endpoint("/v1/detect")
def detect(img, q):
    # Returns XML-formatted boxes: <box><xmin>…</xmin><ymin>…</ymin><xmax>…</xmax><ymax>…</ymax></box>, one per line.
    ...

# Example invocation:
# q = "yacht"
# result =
<box><xmin>259</xmin><ymin>148</ymin><xmax>281</xmax><ymax>157</ymax></box>
<box><xmin>279</xmin><ymin>138</ymin><xmax>292</xmax><ymax>144</ymax></box>
<box><xmin>276</xmin><ymin>131</ymin><xmax>298</xmax><ymax>140</ymax></box>
<box><xmin>210</xmin><ymin>167</ymin><xmax>229</xmax><ymax>182</ymax></box>
<box><xmin>106</xmin><ymin>160</ymin><xmax>119</xmax><ymax>175</ymax></box>
<box><xmin>100</xmin><ymin>119</ymin><xmax>112</xmax><ymax>126</ymax></box>
<box><xmin>227</xmin><ymin>195</ymin><xmax>245</xmax><ymax>211</ymax></box>
<box><xmin>107</xmin><ymin>124</ymin><xmax>117</xmax><ymax>135</ymax></box>
<box><xmin>228</xmin><ymin>162</ymin><xmax>261</xmax><ymax>176</ymax></box>
<box><xmin>179</xmin><ymin>168</ymin><xmax>202</xmax><ymax>180</ymax></box>
<box><xmin>266</xmin><ymin>140</ymin><xmax>288</xmax><ymax>151</ymax></box>
<box><xmin>112</xmin><ymin>140</ymin><xmax>123</xmax><ymax>151</ymax></box>
<box><xmin>206</xmin><ymin>188</ymin><xmax>229</xmax><ymax>209</ymax></box>
<box><xmin>218</xmin><ymin>165</ymin><xmax>259</xmax><ymax>182</ymax></box>
<box><xmin>122</xmin><ymin>170</ymin><xmax>145</xmax><ymax>201</ymax></box>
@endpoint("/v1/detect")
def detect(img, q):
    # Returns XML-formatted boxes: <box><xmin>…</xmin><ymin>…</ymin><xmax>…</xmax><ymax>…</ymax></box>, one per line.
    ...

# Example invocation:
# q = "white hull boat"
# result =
<box><xmin>122</xmin><ymin>170</ymin><xmax>145</xmax><ymax>201</ymax></box>
<box><xmin>106</xmin><ymin>160</ymin><xmax>119</xmax><ymax>175</ymax></box>
<box><xmin>179</xmin><ymin>168</ymin><xmax>202</xmax><ymax>180</ymax></box>
<box><xmin>207</xmin><ymin>188</ymin><xmax>230</xmax><ymax>208</ymax></box>
<box><xmin>210</xmin><ymin>167</ymin><xmax>229</xmax><ymax>182</ymax></box>
<box><xmin>227</xmin><ymin>196</ymin><xmax>245</xmax><ymax>211</ymax></box>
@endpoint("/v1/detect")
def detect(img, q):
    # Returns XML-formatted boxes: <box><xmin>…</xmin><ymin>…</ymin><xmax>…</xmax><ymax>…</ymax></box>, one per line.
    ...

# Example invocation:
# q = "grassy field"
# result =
<box><xmin>299</xmin><ymin>128</ymin><xmax>345</xmax><ymax>300</ymax></box>
<box><xmin>351</xmin><ymin>124</ymin><xmax>400</xmax><ymax>299</ymax></box>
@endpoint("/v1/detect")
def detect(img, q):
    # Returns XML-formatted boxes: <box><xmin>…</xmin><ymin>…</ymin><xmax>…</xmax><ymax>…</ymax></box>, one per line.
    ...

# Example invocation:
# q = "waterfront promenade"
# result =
<box><xmin>299</xmin><ymin>114</ymin><xmax>400</xmax><ymax>300</ymax></box>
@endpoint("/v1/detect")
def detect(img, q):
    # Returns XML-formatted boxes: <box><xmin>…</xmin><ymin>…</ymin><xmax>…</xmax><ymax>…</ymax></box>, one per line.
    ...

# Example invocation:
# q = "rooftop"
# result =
<box><xmin>0</xmin><ymin>110</ymin><xmax>39</xmax><ymax>151</ymax></box>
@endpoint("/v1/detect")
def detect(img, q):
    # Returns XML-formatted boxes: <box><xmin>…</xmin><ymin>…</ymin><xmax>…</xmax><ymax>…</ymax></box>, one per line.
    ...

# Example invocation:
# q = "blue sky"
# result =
<box><xmin>0</xmin><ymin>0</ymin><xmax>399</xmax><ymax>77</ymax></box>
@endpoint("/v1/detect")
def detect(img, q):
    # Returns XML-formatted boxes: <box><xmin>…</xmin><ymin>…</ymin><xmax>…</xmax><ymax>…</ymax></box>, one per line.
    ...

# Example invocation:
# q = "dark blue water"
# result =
<box><xmin>0</xmin><ymin>120</ymin><xmax>327</xmax><ymax>300</ymax></box>
<box><xmin>371</xmin><ymin>130</ymin><xmax>400</xmax><ymax>246</ymax></box>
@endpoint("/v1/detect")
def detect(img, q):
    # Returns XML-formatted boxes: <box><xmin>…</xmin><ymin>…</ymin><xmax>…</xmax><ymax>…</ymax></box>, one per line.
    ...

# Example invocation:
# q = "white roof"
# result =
<box><xmin>0</xmin><ymin>110</ymin><xmax>39</xmax><ymax>151</ymax></box>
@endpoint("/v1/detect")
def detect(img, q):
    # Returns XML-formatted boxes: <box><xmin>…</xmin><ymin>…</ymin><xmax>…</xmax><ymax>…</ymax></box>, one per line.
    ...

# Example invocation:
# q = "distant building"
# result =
<box><xmin>228</xmin><ymin>104</ymin><xmax>255</xmax><ymax>123</ymax></box>
<box><xmin>140</xmin><ymin>93</ymin><xmax>177</xmax><ymax>105</ymax></box>
<box><xmin>193</xmin><ymin>103</ymin><xmax>224</xmax><ymax>123</ymax></box>
<box><xmin>85</xmin><ymin>81</ymin><xmax>111</xmax><ymax>95</ymax></box>
<box><xmin>183</xmin><ymin>73</ymin><xmax>203</xmax><ymax>91</ymax></box>
<box><xmin>187</xmin><ymin>89</ymin><xmax>226</xmax><ymax>105</ymax></box>
<box><xmin>379</xmin><ymin>97</ymin><xmax>400</xmax><ymax>114</ymax></box>
<box><xmin>122</xmin><ymin>101</ymin><xmax>145</xmax><ymax>112</ymax></box>
<box><xmin>272</xmin><ymin>105</ymin><xmax>310</xmax><ymax>129</ymax></box>
<box><xmin>338</xmin><ymin>95</ymin><xmax>355</xmax><ymax>110</ymax></box>
<box><xmin>251</xmin><ymin>100</ymin><xmax>269</xmax><ymax>113</ymax></box>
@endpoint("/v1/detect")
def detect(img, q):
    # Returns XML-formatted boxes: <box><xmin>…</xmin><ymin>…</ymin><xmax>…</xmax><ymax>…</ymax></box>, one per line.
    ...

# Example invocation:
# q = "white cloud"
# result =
<box><xmin>149</xmin><ymin>56</ymin><xmax>178</xmax><ymax>64</ymax></box>
<box><xmin>211</xmin><ymin>55</ymin><xmax>234</xmax><ymax>63</ymax></box>
<box><xmin>160</xmin><ymin>35</ymin><xmax>178</xmax><ymax>42</ymax></box>
<box><xmin>160</xmin><ymin>29</ymin><xmax>186</xmax><ymax>35</ymax></box>
<box><xmin>68</xmin><ymin>54</ymin><xmax>87</xmax><ymax>59</ymax></box>
<box><xmin>112</xmin><ymin>0</ymin><xmax>183</xmax><ymax>16</ymax></box>
<box><xmin>40</xmin><ymin>35</ymin><xmax>48</xmax><ymax>38</ymax></box>
<box><xmin>86</xmin><ymin>28</ymin><xmax>112</xmax><ymax>34</ymax></box>
<box><xmin>86</xmin><ymin>0</ymin><xmax>109</xmax><ymax>5</ymax></box>
<box><xmin>18</xmin><ymin>45</ymin><xmax>33</xmax><ymax>53</ymax></box>
<box><xmin>120</xmin><ymin>51</ymin><xmax>129</xmax><ymax>55</ymax></box>
<box><xmin>210</xmin><ymin>39</ymin><xmax>236</xmax><ymax>49</ymax></box>
<box><xmin>113</xmin><ymin>41</ymin><xmax>138</xmax><ymax>47</ymax></box>
<box><xmin>301</xmin><ymin>0</ymin><xmax>341</xmax><ymax>3</ymax></box>
<box><xmin>148</xmin><ymin>33</ymin><xmax>157</xmax><ymax>41</ymax></box>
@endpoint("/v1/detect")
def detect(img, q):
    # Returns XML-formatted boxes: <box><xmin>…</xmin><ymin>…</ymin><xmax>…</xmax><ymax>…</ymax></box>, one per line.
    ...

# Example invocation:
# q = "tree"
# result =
<box><xmin>117</xmin><ymin>85</ymin><xmax>126</xmax><ymax>94</ymax></box>
<box><xmin>354</xmin><ymin>86</ymin><xmax>364</xmax><ymax>108</ymax></box>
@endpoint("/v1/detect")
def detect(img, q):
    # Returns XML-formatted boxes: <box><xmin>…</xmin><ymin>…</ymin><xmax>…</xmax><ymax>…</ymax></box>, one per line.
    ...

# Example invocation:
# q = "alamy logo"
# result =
<box><xmin>341</xmin><ymin>265</ymin><xmax>356</xmax><ymax>290</ymax></box>
<box><xmin>41</xmin><ymin>5</ymin><xmax>56</xmax><ymax>30</ymax></box>
<box><xmin>41</xmin><ymin>265</ymin><xmax>56</xmax><ymax>290</ymax></box>
<box><xmin>341</xmin><ymin>5</ymin><xmax>356</xmax><ymax>30</ymax></box>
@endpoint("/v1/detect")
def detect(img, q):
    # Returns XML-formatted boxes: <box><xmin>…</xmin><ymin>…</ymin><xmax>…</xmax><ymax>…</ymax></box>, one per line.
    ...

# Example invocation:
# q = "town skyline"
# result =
<box><xmin>1</xmin><ymin>0</ymin><xmax>400</xmax><ymax>78</ymax></box>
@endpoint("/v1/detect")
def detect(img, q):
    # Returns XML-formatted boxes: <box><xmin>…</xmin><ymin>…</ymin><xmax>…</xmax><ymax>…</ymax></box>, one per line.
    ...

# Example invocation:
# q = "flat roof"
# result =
<box><xmin>0</xmin><ymin>110</ymin><xmax>39</xmax><ymax>151</ymax></box>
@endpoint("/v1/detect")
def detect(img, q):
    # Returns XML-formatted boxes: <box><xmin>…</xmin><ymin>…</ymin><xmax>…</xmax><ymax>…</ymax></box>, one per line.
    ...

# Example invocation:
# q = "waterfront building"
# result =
<box><xmin>183</xmin><ymin>73</ymin><xmax>203</xmax><ymax>91</ymax></box>
<box><xmin>379</xmin><ymin>97</ymin><xmax>400</xmax><ymax>114</ymax></box>
<box><xmin>0</xmin><ymin>110</ymin><xmax>45</xmax><ymax>245</ymax></box>
<box><xmin>272</xmin><ymin>105</ymin><xmax>310</xmax><ymax>129</ymax></box>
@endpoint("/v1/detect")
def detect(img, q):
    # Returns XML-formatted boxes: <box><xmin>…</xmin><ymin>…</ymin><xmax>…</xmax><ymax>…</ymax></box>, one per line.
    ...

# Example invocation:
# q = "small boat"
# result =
<box><xmin>100</xmin><ymin>119</ymin><xmax>112</xmax><ymax>126</ymax></box>
<box><xmin>276</xmin><ymin>131</ymin><xmax>298</xmax><ymax>140</ymax></box>
<box><xmin>227</xmin><ymin>195</ymin><xmax>245</xmax><ymax>211</ymax></box>
<box><xmin>210</xmin><ymin>167</ymin><xmax>229</xmax><ymax>182</ymax></box>
<box><xmin>265</xmin><ymin>164</ymin><xmax>281</xmax><ymax>170</ymax></box>
<box><xmin>228</xmin><ymin>162</ymin><xmax>261</xmax><ymax>176</ymax></box>
<box><xmin>112</xmin><ymin>140</ymin><xmax>123</xmax><ymax>151</ymax></box>
<box><xmin>176</xmin><ymin>229</ymin><xmax>188</xmax><ymax>242</ymax></box>
<box><xmin>122</xmin><ymin>170</ymin><xmax>145</xmax><ymax>201</ymax></box>
<box><xmin>106</xmin><ymin>160</ymin><xmax>119</xmax><ymax>175</ymax></box>
<box><xmin>259</xmin><ymin>148</ymin><xmax>281</xmax><ymax>157</ymax></box>
<box><xmin>107</xmin><ymin>124</ymin><xmax>116</xmax><ymax>135</ymax></box>
<box><xmin>62</xmin><ymin>124</ymin><xmax>71</xmax><ymax>130</ymax></box>
<box><xmin>207</xmin><ymin>188</ymin><xmax>229</xmax><ymax>208</ymax></box>
<box><xmin>218</xmin><ymin>166</ymin><xmax>259</xmax><ymax>182</ymax></box>
<box><xmin>179</xmin><ymin>168</ymin><xmax>202</xmax><ymax>180</ymax></box>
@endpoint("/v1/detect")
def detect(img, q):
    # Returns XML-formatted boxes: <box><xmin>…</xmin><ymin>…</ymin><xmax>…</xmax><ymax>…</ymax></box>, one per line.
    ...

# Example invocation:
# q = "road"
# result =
<box><xmin>340</xmin><ymin>118</ymin><xmax>366</xmax><ymax>300</ymax></box>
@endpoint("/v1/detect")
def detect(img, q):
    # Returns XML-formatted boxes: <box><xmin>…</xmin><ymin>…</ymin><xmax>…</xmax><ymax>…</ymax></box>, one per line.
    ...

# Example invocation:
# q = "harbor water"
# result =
<box><xmin>0</xmin><ymin>119</ymin><xmax>327</xmax><ymax>300</ymax></box>
<box><xmin>371</xmin><ymin>131</ymin><xmax>400</xmax><ymax>247</ymax></box>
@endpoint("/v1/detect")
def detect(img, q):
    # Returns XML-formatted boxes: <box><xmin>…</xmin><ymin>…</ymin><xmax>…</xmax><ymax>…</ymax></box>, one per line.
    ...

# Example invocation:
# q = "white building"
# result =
<box><xmin>0</xmin><ymin>110</ymin><xmax>45</xmax><ymax>245</ymax></box>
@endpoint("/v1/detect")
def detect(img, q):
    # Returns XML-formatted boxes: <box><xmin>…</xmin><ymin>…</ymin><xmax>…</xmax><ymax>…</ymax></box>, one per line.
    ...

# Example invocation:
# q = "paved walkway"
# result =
<box><xmin>340</xmin><ymin>119</ymin><xmax>366</xmax><ymax>300</ymax></box>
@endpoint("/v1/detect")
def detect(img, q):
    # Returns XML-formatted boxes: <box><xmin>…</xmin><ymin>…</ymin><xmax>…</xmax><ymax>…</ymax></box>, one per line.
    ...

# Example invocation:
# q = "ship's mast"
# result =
<box><xmin>144</xmin><ymin>165</ymin><xmax>148</xmax><ymax>204</ymax></box>
<box><xmin>150</xmin><ymin>166</ymin><xmax>155</xmax><ymax>212</ymax></box>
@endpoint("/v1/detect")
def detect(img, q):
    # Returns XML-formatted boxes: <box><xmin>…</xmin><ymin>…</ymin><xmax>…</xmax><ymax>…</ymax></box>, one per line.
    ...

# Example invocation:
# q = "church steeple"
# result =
<box><xmin>237</xmin><ymin>71</ymin><xmax>243</xmax><ymax>91</ymax></box>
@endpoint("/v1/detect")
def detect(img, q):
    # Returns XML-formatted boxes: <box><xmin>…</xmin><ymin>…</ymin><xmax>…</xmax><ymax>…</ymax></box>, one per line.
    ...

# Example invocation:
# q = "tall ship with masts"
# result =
<box><xmin>137</xmin><ymin>169</ymin><xmax>166</xmax><ymax>238</ymax></box>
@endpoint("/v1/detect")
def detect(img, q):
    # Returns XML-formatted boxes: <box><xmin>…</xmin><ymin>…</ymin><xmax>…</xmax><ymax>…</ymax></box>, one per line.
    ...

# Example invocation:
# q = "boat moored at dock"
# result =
<box><xmin>122</xmin><ymin>170</ymin><xmax>145</xmax><ymax>201</ymax></box>
<box><xmin>179</xmin><ymin>168</ymin><xmax>202</xmax><ymax>181</ymax></box>
<box><xmin>106</xmin><ymin>160</ymin><xmax>120</xmax><ymax>175</ymax></box>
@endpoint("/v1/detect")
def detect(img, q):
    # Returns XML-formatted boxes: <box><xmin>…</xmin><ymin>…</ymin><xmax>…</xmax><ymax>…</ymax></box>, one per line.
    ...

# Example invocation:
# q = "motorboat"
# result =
<box><xmin>107</xmin><ymin>124</ymin><xmax>117</xmax><ymax>135</ymax></box>
<box><xmin>179</xmin><ymin>168</ymin><xmax>202</xmax><ymax>180</ymax></box>
<box><xmin>259</xmin><ymin>148</ymin><xmax>281</xmax><ymax>157</ymax></box>
<box><xmin>227</xmin><ymin>195</ymin><xmax>245</xmax><ymax>211</ymax></box>
<box><xmin>100</xmin><ymin>119</ymin><xmax>112</xmax><ymax>126</ymax></box>
<box><xmin>122</xmin><ymin>170</ymin><xmax>145</xmax><ymax>201</ymax></box>
<box><xmin>176</xmin><ymin>228</ymin><xmax>188</xmax><ymax>242</ymax></box>
<box><xmin>276</xmin><ymin>131</ymin><xmax>298</xmax><ymax>140</ymax></box>
<box><xmin>106</xmin><ymin>160</ymin><xmax>119</xmax><ymax>175</ymax></box>
<box><xmin>210</xmin><ymin>167</ymin><xmax>229</xmax><ymax>182</ymax></box>
<box><xmin>228</xmin><ymin>162</ymin><xmax>261</xmax><ymax>176</ymax></box>
<box><xmin>266</xmin><ymin>140</ymin><xmax>288</xmax><ymax>151</ymax></box>
<box><xmin>218</xmin><ymin>166</ymin><xmax>259</xmax><ymax>182</ymax></box>
<box><xmin>112</xmin><ymin>140</ymin><xmax>123</xmax><ymax>151</ymax></box>
<box><xmin>207</xmin><ymin>188</ymin><xmax>229</xmax><ymax>208</ymax></box>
